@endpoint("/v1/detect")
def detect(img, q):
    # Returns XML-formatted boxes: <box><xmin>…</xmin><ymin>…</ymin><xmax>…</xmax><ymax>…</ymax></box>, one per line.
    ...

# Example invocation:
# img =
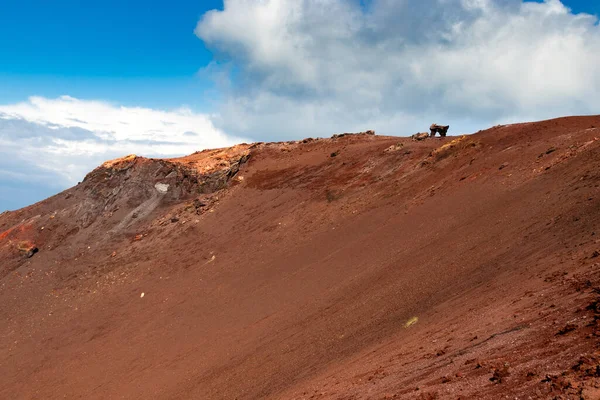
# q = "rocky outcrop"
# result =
<box><xmin>332</xmin><ymin>130</ymin><xmax>375</xmax><ymax>139</ymax></box>
<box><xmin>78</xmin><ymin>149</ymin><xmax>250</xmax><ymax>228</ymax></box>
<box><xmin>411</xmin><ymin>132</ymin><xmax>430</xmax><ymax>141</ymax></box>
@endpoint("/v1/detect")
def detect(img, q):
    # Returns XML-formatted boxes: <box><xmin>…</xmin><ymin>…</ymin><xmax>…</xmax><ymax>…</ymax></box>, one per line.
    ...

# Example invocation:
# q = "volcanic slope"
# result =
<box><xmin>2</xmin><ymin>117</ymin><xmax>600</xmax><ymax>399</ymax></box>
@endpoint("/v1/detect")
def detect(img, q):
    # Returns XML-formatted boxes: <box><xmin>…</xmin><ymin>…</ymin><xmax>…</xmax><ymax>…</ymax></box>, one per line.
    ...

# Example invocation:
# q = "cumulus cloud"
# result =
<box><xmin>0</xmin><ymin>96</ymin><xmax>247</xmax><ymax>210</ymax></box>
<box><xmin>196</xmin><ymin>0</ymin><xmax>600</xmax><ymax>139</ymax></box>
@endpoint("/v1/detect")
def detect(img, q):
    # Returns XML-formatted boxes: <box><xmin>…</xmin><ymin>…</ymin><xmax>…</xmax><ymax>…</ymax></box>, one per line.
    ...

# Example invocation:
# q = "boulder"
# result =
<box><xmin>411</xmin><ymin>132</ymin><xmax>430</xmax><ymax>141</ymax></box>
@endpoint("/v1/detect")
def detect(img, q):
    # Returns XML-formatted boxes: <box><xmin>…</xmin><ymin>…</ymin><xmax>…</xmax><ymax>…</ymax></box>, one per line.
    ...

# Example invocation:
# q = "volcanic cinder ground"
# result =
<box><xmin>2</xmin><ymin>117</ymin><xmax>600</xmax><ymax>399</ymax></box>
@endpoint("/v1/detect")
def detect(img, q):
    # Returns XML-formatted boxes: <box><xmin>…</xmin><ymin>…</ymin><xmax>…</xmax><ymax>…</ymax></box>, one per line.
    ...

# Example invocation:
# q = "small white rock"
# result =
<box><xmin>154</xmin><ymin>183</ymin><xmax>169</xmax><ymax>193</ymax></box>
<box><xmin>140</xmin><ymin>292</ymin><xmax>145</xmax><ymax>298</ymax></box>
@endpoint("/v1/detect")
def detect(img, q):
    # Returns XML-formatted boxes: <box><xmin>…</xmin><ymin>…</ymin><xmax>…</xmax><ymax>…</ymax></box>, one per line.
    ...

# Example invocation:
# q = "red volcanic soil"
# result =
<box><xmin>2</xmin><ymin>117</ymin><xmax>600</xmax><ymax>399</ymax></box>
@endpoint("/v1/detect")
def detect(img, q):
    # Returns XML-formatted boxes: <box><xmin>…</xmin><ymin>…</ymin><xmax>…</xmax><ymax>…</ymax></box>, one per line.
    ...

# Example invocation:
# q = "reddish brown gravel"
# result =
<box><xmin>2</xmin><ymin>116</ymin><xmax>600</xmax><ymax>399</ymax></box>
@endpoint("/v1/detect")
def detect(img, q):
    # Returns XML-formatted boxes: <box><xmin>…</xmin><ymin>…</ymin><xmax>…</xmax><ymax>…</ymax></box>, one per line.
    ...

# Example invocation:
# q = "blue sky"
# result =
<box><xmin>0</xmin><ymin>0</ymin><xmax>224</xmax><ymax>109</ymax></box>
<box><xmin>561</xmin><ymin>0</ymin><xmax>600</xmax><ymax>15</ymax></box>
<box><xmin>1</xmin><ymin>0</ymin><xmax>600</xmax><ymax>211</ymax></box>
<box><xmin>1</xmin><ymin>0</ymin><xmax>596</xmax><ymax>107</ymax></box>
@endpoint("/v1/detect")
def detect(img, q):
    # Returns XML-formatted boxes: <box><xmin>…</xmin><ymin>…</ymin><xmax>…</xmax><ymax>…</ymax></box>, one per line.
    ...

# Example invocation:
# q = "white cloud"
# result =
<box><xmin>0</xmin><ymin>95</ymin><xmax>245</xmax><ymax>147</ymax></box>
<box><xmin>196</xmin><ymin>0</ymin><xmax>600</xmax><ymax>139</ymax></box>
<box><xmin>0</xmin><ymin>96</ymin><xmax>248</xmax><ymax>210</ymax></box>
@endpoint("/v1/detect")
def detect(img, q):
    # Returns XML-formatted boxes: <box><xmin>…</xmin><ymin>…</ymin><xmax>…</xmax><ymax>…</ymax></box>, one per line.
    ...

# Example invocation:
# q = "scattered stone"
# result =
<box><xmin>17</xmin><ymin>241</ymin><xmax>38</xmax><ymax>258</ymax></box>
<box><xmin>384</xmin><ymin>143</ymin><xmax>405</xmax><ymax>152</ymax></box>
<box><xmin>194</xmin><ymin>199</ymin><xmax>206</xmax><ymax>209</ymax></box>
<box><xmin>140</xmin><ymin>292</ymin><xmax>145</xmax><ymax>298</ymax></box>
<box><xmin>331</xmin><ymin>130</ymin><xmax>375</xmax><ymax>139</ymax></box>
<box><xmin>541</xmin><ymin>374</ymin><xmax>573</xmax><ymax>391</ymax></box>
<box><xmin>571</xmin><ymin>355</ymin><xmax>600</xmax><ymax>377</ymax></box>
<box><xmin>490</xmin><ymin>364</ymin><xmax>510</xmax><ymax>383</ymax></box>
<box><xmin>430</xmin><ymin>124</ymin><xmax>449</xmax><ymax>137</ymax></box>
<box><xmin>556</xmin><ymin>323</ymin><xmax>577</xmax><ymax>335</ymax></box>
<box><xmin>25</xmin><ymin>247</ymin><xmax>38</xmax><ymax>258</ymax></box>
<box><xmin>330</xmin><ymin>151</ymin><xmax>339</xmax><ymax>158</ymax></box>
<box><xmin>404</xmin><ymin>316</ymin><xmax>419</xmax><ymax>328</ymax></box>
<box><xmin>499</xmin><ymin>162</ymin><xmax>509</xmax><ymax>170</ymax></box>
<box><xmin>171</xmin><ymin>217</ymin><xmax>180</xmax><ymax>223</ymax></box>
<box><xmin>411</xmin><ymin>132</ymin><xmax>429</xmax><ymax>141</ymax></box>
<box><xmin>154</xmin><ymin>183</ymin><xmax>170</xmax><ymax>193</ymax></box>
